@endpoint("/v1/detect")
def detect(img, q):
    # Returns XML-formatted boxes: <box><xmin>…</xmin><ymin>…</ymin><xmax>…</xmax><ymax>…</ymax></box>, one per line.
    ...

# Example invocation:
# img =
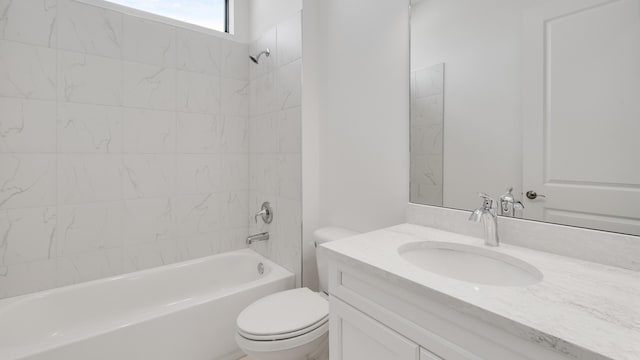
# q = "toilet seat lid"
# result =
<box><xmin>237</xmin><ymin>288</ymin><xmax>328</xmax><ymax>338</ymax></box>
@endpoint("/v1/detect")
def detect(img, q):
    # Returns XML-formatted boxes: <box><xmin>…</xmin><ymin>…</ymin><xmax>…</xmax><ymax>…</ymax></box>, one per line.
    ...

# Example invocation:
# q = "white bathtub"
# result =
<box><xmin>0</xmin><ymin>249</ymin><xmax>294</xmax><ymax>360</ymax></box>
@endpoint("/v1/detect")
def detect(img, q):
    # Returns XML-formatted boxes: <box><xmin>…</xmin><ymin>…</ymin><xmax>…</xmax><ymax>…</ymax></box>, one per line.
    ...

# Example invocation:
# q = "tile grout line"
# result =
<box><xmin>54</xmin><ymin>0</ymin><xmax>61</xmax><ymax>287</ymax></box>
<box><xmin>119</xmin><ymin>0</ymin><xmax>126</xmax><ymax>275</ymax></box>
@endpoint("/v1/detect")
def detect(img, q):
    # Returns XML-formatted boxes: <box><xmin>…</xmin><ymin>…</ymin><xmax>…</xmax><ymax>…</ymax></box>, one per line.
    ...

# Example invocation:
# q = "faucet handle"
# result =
<box><xmin>254</xmin><ymin>202</ymin><xmax>273</xmax><ymax>224</ymax></box>
<box><xmin>478</xmin><ymin>192</ymin><xmax>493</xmax><ymax>200</ymax></box>
<box><xmin>477</xmin><ymin>192</ymin><xmax>496</xmax><ymax>209</ymax></box>
<box><xmin>500</xmin><ymin>187</ymin><xmax>515</xmax><ymax>201</ymax></box>
<box><xmin>254</xmin><ymin>209</ymin><xmax>267</xmax><ymax>223</ymax></box>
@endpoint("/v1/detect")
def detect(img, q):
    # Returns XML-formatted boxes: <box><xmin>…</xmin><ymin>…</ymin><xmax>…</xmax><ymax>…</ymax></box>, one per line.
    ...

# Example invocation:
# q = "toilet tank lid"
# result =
<box><xmin>313</xmin><ymin>227</ymin><xmax>358</xmax><ymax>246</ymax></box>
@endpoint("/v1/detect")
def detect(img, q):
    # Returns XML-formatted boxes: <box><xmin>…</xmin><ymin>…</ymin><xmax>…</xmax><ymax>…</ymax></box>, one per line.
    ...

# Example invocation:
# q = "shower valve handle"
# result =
<box><xmin>254</xmin><ymin>202</ymin><xmax>273</xmax><ymax>224</ymax></box>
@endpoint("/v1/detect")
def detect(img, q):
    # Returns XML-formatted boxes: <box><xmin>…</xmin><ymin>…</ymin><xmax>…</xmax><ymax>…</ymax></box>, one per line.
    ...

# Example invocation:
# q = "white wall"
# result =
<box><xmin>302</xmin><ymin>0</ymin><xmax>410</xmax><ymax>289</ymax></box>
<box><xmin>321</xmin><ymin>0</ymin><xmax>410</xmax><ymax>232</ymax></box>
<box><xmin>249</xmin><ymin>0</ymin><xmax>302</xmax><ymax>42</ymax></box>
<box><xmin>301</xmin><ymin>0</ymin><xmax>326</xmax><ymax>289</ymax></box>
<box><xmin>230</xmin><ymin>0</ymin><xmax>251</xmax><ymax>43</ymax></box>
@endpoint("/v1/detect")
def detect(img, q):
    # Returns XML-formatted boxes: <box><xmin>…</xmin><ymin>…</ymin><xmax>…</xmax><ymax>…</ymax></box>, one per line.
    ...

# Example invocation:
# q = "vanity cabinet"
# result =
<box><xmin>327</xmin><ymin>260</ymin><xmax>573</xmax><ymax>360</ymax></box>
<box><xmin>330</xmin><ymin>296</ymin><xmax>442</xmax><ymax>360</ymax></box>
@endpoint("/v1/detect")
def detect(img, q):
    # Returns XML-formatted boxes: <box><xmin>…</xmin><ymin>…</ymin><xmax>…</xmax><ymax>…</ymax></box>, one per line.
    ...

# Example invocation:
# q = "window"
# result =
<box><xmin>107</xmin><ymin>0</ymin><xmax>229</xmax><ymax>33</ymax></box>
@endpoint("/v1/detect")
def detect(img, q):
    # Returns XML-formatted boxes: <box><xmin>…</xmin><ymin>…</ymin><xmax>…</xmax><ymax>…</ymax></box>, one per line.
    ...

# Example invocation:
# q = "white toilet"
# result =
<box><xmin>235</xmin><ymin>227</ymin><xmax>358</xmax><ymax>360</ymax></box>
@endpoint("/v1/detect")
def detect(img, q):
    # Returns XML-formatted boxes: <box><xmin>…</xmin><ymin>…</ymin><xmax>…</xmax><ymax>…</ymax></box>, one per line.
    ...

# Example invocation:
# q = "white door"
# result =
<box><xmin>329</xmin><ymin>297</ymin><xmax>420</xmax><ymax>360</ymax></box>
<box><xmin>522</xmin><ymin>0</ymin><xmax>640</xmax><ymax>235</ymax></box>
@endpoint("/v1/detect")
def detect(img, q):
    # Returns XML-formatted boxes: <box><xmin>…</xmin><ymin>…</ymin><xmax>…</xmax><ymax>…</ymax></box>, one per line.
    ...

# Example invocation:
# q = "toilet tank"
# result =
<box><xmin>314</xmin><ymin>227</ymin><xmax>358</xmax><ymax>294</ymax></box>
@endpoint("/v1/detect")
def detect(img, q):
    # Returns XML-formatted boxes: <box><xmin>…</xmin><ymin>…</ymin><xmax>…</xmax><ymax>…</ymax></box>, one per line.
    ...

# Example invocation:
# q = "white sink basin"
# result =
<box><xmin>398</xmin><ymin>242</ymin><xmax>543</xmax><ymax>287</ymax></box>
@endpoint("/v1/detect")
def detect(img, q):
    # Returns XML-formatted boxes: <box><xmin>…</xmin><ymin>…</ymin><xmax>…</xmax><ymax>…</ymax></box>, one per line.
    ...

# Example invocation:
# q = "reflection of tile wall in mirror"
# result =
<box><xmin>410</xmin><ymin>63</ymin><xmax>444</xmax><ymax>206</ymax></box>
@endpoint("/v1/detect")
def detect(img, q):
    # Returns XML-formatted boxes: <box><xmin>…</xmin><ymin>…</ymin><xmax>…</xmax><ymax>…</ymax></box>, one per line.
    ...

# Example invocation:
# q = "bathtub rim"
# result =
<box><xmin>0</xmin><ymin>248</ymin><xmax>287</xmax><ymax>306</ymax></box>
<box><xmin>0</xmin><ymin>248</ymin><xmax>294</xmax><ymax>359</ymax></box>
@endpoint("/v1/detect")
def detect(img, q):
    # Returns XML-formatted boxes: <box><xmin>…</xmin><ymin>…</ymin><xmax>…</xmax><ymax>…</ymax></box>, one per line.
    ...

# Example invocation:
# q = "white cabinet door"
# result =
<box><xmin>522</xmin><ymin>0</ymin><xmax>640</xmax><ymax>235</ymax></box>
<box><xmin>421</xmin><ymin>348</ymin><xmax>444</xmax><ymax>360</ymax></box>
<box><xmin>330</xmin><ymin>297</ymin><xmax>420</xmax><ymax>360</ymax></box>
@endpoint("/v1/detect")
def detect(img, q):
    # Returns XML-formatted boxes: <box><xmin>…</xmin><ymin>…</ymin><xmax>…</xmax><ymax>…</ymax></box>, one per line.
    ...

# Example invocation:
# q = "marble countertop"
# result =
<box><xmin>321</xmin><ymin>224</ymin><xmax>640</xmax><ymax>360</ymax></box>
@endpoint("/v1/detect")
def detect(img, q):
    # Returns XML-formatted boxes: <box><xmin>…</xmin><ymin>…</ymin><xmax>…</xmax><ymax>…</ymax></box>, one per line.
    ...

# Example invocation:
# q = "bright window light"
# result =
<box><xmin>106</xmin><ymin>0</ymin><xmax>228</xmax><ymax>32</ymax></box>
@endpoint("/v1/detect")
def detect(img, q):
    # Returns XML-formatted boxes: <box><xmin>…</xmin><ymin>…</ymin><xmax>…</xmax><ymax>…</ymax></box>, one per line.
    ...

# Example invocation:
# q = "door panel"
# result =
<box><xmin>522</xmin><ymin>0</ymin><xmax>640</xmax><ymax>235</ymax></box>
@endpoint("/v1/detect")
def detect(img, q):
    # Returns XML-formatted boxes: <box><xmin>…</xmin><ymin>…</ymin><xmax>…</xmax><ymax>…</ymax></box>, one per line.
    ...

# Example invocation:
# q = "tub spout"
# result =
<box><xmin>247</xmin><ymin>232</ymin><xmax>269</xmax><ymax>245</ymax></box>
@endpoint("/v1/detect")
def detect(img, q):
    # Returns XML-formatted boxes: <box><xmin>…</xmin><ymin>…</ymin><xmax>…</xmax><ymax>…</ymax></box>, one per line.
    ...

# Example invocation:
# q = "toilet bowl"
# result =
<box><xmin>235</xmin><ymin>288</ymin><xmax>329</xmax><ymax>360</ymax></box>
<box><xmin>235</xmin><ymin>227</ymin><xmax>358</xmax><ymax>360</ymax></box>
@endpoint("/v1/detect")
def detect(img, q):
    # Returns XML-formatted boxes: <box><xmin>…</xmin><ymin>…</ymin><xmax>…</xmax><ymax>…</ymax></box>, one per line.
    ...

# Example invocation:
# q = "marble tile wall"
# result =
<box><xmin>410</xmin><ymin>63</ymin><xmax>444</xmax><ymax>206</ymax></box>
<box><xmin>0</xmin><ymin>0</ymin><xmax>250</xmax><ymax>298</ymax></box>
<box><xmin>247</xmin><ymin>12</ymin><xmax>302</xmax><ymax>286</ymax></box>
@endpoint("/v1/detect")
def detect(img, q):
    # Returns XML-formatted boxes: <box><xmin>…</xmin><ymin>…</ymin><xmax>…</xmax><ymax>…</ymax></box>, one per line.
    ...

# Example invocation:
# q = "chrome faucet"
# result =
<box><xmin>247</xmin><ymin>232</ymin><xmax>269</xmax><ymax>245</ymax></box>
<box><xmin>469</xmin><ymin>193</ymin><xmax>499</xmax><ymax>246</ymax></box>
<box><xmin>499</xmin><ymin>187</ymin><xmax>524</xmax><ymax>217</ymax></box>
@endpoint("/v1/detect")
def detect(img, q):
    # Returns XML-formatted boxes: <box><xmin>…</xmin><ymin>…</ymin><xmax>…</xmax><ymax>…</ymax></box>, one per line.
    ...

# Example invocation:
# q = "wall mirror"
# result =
<box><xmin>410</xmin><ymin>0</ymin><xmax>640</xmax><ymax>236</ymax></box>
